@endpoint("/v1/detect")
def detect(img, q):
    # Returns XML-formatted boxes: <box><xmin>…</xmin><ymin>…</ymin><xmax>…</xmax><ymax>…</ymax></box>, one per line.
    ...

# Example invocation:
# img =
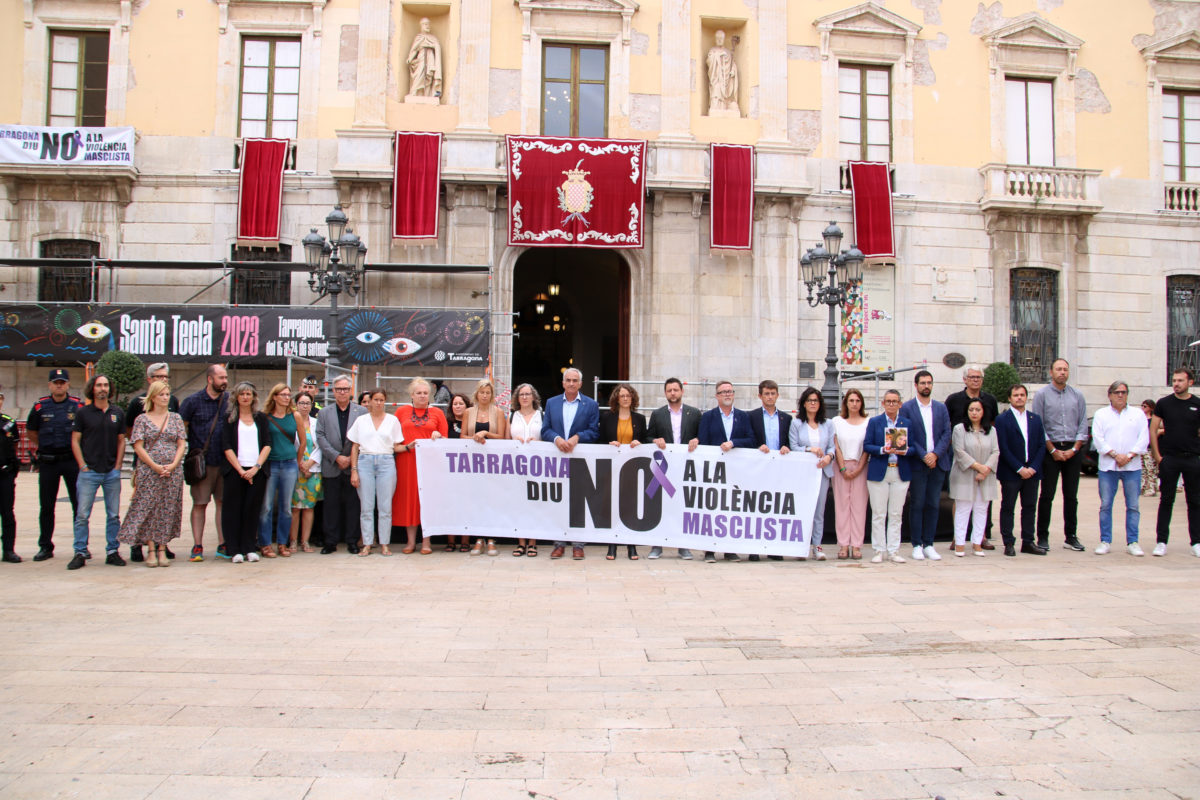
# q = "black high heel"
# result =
<box><xmin>606</xmin><ymin>544</ymin><xmax>617</xmax><ymax>560</ymax></box>
<box><xmin>627</xmin><ymin>545</ymin><xmax>639</xmax><ymax>560</ymax></box>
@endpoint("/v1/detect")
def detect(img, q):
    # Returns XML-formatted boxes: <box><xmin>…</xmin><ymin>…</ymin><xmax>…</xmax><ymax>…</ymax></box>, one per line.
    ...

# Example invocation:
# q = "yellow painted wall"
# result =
<box><xmin>0</xmin><ymin>9</ymin><xmax>23</xmax><ymax>124</ymax></box>
<box><xmin>124</xmin><ymin>2</ymin><xmax>219</xmax><ymax>135</ymax></box>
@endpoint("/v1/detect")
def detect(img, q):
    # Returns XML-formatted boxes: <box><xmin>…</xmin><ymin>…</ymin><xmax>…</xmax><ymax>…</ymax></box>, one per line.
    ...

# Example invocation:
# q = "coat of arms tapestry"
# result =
<box><xmin>506</xmin><ymin>136</ymin><xmax>646</xmax><ymax>249</ymax></box>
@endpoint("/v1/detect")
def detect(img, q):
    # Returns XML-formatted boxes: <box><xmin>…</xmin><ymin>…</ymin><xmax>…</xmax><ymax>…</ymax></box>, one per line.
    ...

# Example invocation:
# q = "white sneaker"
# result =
<box><xmin>923</xmin><ymin>546</ymin><xmax>941</xmax><ymax>561</ymax></box>
<box><xmin>246</xmin><ymin>551</ymin><xmax>260</xmax><ymax>562</ymax></box>
<box><xmin>870</xmin><ymin>551</ymin><xmax>884</xmax><ymax>563</ymax></box>
<box><xmin>1095</xmin><ymin>542</ymin><xmax>1110</xmax><ymax>555</ymax></box>
<box><xmin>1192</xmin><ymin>543</ymin><xmax>1200</xmax><ymax>558</ymax></box>
<box><xmin>890</xmin><ymin>552</ymin><xmax>906</xmax><ymax>563</ymax></box>
<box><xmin>231</xmin><ymin>554</ymin><xmax>244</xmax><ymax>563</ymax></box>
<box><xmin>1127</xmin><ymin>543</ymin><xmax>1144</xmax><ymax>557</ymax></box>
<box><xmin>814</xmin><ymin>547</ymin><xmax>827</xmax><ymax>561</ymax></box>
<box><xmin>911</xmin><ymin>547</ymin><xmax>925</xmax><ymax>561</ymax></box>
<box><xmin>1153</xmin><ymin>542</ymin><xmax>1167</xmax><ymax>557</ymax></box>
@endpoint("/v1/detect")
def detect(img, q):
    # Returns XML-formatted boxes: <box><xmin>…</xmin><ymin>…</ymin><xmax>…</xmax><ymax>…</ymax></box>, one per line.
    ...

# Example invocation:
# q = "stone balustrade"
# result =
<box><xmin>979</xmin><ymin>163</ymin><xmax>1102</xmax><ymax>215</ymax></box>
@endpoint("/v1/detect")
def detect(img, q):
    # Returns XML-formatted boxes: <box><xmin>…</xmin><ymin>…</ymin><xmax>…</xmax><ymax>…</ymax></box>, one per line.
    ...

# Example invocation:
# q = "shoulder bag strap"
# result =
<box><xmin>200</xmin><ymin>393</ymin><xmax>225</xmax><ymax>450</ymax></box>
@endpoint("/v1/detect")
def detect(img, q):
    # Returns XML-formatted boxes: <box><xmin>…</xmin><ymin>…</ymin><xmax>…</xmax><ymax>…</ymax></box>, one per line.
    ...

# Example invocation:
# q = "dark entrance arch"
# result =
<box><xmin>511</xmin><ymin>248</ymin><xmax>629</xmax><ymax>404</ymax></box>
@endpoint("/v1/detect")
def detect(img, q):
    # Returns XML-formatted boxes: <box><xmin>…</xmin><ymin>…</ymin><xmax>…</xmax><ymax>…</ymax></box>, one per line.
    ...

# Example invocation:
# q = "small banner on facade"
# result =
<box><xmin>393</xmin><ymin>131</ymin><xmax>442</xmax><ymax>241</ymax></box>
<box><xmin>237</xmin><ymin>138</ymin><xmax>289</xmax><ymax>248</ymax></box>
<box><xmin>849</xmin><ymin>160</ymin><xmax>895</xmax><ymax>258</ymax></box>
<box><xmin>417</xmin><ymin>439</ymin><xmax>820</xmax><ymax>556</ymax></box>
<box><xmin>0</xmin><ymin>303</ymin><xmax>488</xmax><ymax>366</ymax></box>
<box><xmin>710</xmin><ymin>143</ymin><xmax>754</xmax><ymax>250</ymax></box>
<box><xmin>0</xmin><ymin>125</ymin><xmax>135</xmax><ymax>166</ymax></box>
<box><xmin>506</xmin><ymin>135</ymin><xmax>646</xmax><ymax>249</ymax></box>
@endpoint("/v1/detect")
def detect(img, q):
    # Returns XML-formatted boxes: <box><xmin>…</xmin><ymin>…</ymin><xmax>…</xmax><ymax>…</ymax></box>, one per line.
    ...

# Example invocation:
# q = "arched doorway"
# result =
<box><xmin>511</xmin><ymin>248</ymin><xmax>629</xmax><ymax>404</ymax></box>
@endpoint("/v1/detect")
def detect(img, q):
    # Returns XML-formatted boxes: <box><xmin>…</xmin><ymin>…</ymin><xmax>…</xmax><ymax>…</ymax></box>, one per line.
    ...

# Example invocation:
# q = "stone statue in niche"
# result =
<box><xmin>405</xmin><ymin>17</ymin><xmax>442</xmax><ymax>104</ymax></box>
<box><xmin>706</xmin><ymin>30</ymin><xmax>740</xmax><ymax>118</ymax></box>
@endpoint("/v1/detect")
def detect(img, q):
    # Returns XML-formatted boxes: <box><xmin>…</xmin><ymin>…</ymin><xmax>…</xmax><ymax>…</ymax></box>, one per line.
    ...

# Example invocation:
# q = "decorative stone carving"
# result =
<box><xmin>405</xmin><ymin>17</ymin><xmax>442</xmax><ymax>104</ymax></box>
<box><xmin>706</xmin><ymin>30</ymin><xmax>739</xmax><ymax>118</ymax></box>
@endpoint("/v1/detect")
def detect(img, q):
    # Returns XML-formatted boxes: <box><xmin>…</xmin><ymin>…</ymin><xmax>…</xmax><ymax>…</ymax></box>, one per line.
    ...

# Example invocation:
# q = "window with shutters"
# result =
<box><xmin>46</xmin><ymin>31</ymin><xmax>109</xmax><ymax>126</ymax></box>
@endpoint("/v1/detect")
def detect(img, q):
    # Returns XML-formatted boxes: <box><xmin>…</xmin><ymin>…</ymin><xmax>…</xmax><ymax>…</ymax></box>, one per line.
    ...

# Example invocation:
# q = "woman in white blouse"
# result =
<box><xmin>831</xmin><ymin>389</ymin><xmax>870</xmax><ymax>560</ymax></box>
<box><xmin>347</xmin><ymin>388</ymin><xmax>406</xmax><ymax>557</ymax></box>
<box><xmin>508</xmin><ymin>383</ymin><xmax>543</xmax><ymax>557</ymax></box>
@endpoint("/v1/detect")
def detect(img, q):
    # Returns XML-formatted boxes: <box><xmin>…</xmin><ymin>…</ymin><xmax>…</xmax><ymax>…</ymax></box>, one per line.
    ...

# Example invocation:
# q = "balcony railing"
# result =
<box><xmin>1165</xmin><ymin>182</ymin><xmax>1200</xmax><ymax>211</ymax></box>
<box><xmin>979</xmin><ymin>163</ymin><xmax>1102</xmax><ymax>215</ymax></box>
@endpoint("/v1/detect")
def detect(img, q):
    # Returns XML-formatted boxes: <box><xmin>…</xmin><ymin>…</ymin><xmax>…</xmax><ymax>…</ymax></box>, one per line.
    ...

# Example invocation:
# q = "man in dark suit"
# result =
<box><xmin>900</xmin><ymin>370</ymin><xmax>952</xmax><ymax>561</ymax></box>
<box><xmin>994</xmin><ymin>383</ymin><xmax>1047</xmax><ymax>556</ymax></box>
<box><xmin>698</xmin><ymin>380</ymin><xmax>755</xmax><ymax>563</ymax></box>
<box><xmin>541</xmin><ymin>367</ymin><xmax>600</xmax><ymax>560</ymax></box>
<box><xmin>747</xmin><ymin>379</ymin><xmax>792</xmax><ymax>561</ymax></box>
<box><xmin>646</xmin><ymin>377</ymin><xmax>701</xmax><ymax>560</ymax></box>
<box><xmin>315</xmin><ymin>376</ymin><xmax>368</xmax><ymax>554</ymax></box>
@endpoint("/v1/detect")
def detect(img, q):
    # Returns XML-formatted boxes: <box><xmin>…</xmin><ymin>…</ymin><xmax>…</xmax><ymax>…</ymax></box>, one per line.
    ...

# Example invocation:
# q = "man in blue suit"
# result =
<box><xmin>994</xmin><ymin>383</ymin><xmax>1047</xmax><ymax>557</ymax></box>
<box><xmin>864</xmin><ymin>389</ymin><xmax>912</xmax><ymax>563</ymax></box>
<box><xmin>541</xmin><ymin>367</ymin><xmax>600</xmax><ymax>560</ymax></box>
<box><xmin>900</xmin><ymin>370</ymin><xmax>952</xmax><ymax>561</ymax></box>
<box><xmin>747</xmin><ymin>379</ymin><xmax>792</xmax><ymax>561</ymax></box>
<box><xmin>697</xmin><ymin>380</ymin><xmax>755</xmax><ymax>562</ymax></box>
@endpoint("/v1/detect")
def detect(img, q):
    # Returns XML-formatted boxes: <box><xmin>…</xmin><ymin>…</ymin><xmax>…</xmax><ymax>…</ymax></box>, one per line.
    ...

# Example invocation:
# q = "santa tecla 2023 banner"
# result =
<box><xmin>0</xmin><ymin>304</ymin><xmax>488</xmax><ymax>366</ymax></box>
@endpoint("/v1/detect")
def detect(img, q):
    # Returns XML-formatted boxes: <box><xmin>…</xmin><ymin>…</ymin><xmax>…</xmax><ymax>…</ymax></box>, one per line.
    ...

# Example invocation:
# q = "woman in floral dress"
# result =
<box><xmin>289</xmin><ymin>393</ymin><xmax>322</xmax><ymax>552</ymax></box>
<box><xmin>119</xmin><ymin>380</ymin><xmax>186</xmax><ymax>567</ymax></box>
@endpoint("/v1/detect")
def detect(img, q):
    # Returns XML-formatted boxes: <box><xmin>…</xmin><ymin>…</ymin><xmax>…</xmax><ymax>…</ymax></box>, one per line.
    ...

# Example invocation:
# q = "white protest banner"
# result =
<box><xmin>416</xmin><ymin>439</ymin><xmax>822</xmax><ymax>557</ymax></box>
<box><xmin>0</xmin><ymin>125</ymin><xmax>135</xmax><ymax>166</ymax></box>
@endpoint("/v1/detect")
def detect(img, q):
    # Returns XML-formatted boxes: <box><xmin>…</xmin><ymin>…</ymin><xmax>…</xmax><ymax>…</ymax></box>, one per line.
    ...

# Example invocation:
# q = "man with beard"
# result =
<box><xmin>68</xmin><ymin>374</ymin><xmax>127</xmax><ymax>570</ymax></box>
<box><xmin>179</xmin><ymin>364</ymin><xmax>229</xmax><ymax>560</ymax></box>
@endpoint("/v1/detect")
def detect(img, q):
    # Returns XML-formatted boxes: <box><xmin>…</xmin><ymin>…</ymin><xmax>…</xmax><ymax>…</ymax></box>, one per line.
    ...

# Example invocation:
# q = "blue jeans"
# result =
<box><xmin>1098</xmin><ymin>469</ymin><xmax>1140</xmax><ymax>544</ymax></box>
<box><xmin>74</xmin><ymin>468</ymin><xmax>121</xmax><ymax>555</ymax></box>
<box><xmin>357</xmin><ymin>454</ymin><xmax>396</xmax><ymax>546</ymax></box>
<box><xmin>259</xmin><ymin>460</ymin><xmax>298</xmax><ymax>547</ymax></box>
<box><xmin>907</xmin><ymin>462</ymin><xmax>945</xmax><ymax>548</ymax></box>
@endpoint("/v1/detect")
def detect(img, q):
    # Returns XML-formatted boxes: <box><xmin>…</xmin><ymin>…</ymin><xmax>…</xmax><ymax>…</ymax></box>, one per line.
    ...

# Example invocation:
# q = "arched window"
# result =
<box><xmin>38</xmin><ymin>239</ymin><xmax>98</xmax><ymax>302</ymax></box>
<box><xmin>1168</xmin><ymin>275</ymin><xmax>1200</xmax><ymax>382</ymax></box>
<box><xmin>1010</xmin><ymin>268</ymin><xmax>1058</xmax><ymax>382</ymax></box>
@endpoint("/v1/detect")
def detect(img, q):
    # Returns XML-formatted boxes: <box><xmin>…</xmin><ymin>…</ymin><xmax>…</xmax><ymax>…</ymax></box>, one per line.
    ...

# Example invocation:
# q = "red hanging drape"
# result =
<box><xmin>392</xmin><ymin>132</ymin><xmax>442</xmax><ymax>241</ymax></box>
<box><xmin>848</xmin><ymin>161</ymin><xmax>895</xmax><ymax>258</ymax></box>
<box><xmin>236</xmin><ymin>138</ymin><xmax>289</xmax><ymax>248</ymax></box>
<box><xmin>710</xmin><ymin>144</ymin><xmax>754</xmax><ymax>250</ymax></box>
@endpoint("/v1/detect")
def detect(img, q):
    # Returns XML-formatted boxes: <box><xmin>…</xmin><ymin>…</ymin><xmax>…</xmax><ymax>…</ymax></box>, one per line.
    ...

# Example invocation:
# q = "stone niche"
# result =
<box><xmin>400</xmin><ymin>3</ymin><xmax>451</xmax><ymax>105</ymax></box>
<box><xmin>701</xmin><ymin>17</ymin><xmax>747</xmax><ymax>119</ymax></box>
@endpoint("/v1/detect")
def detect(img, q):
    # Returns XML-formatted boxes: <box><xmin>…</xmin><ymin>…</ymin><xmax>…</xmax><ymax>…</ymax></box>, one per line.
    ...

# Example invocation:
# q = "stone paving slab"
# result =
<box><xmin>0</xmin><ymin>477</ymin><xmax>1198</xmax><ymax>798</ymax></box>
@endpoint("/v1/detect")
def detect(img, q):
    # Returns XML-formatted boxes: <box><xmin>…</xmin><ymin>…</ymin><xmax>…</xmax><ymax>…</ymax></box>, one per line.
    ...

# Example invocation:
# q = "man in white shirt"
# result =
<box><xmin>1092</xmin><ymin>380</ymin><xmax>1150</xmax><ymax>556</ymax></box>
<box><xmin>646</xmin><ymin>378</ymin><xmax>700</xmax><ymax>560</ymax></box>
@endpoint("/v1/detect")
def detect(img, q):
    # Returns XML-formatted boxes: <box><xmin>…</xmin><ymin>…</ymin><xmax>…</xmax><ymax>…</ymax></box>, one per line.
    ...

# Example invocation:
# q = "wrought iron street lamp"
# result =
<box><xmin>302</xmin><ymin>204</ymin><xmax>366</xmax><ymax>368</ymax></box>
<box><xmin>802</xmin><ymin>221</ymin><xmax>864</xmax><ymax>417</ymax></box>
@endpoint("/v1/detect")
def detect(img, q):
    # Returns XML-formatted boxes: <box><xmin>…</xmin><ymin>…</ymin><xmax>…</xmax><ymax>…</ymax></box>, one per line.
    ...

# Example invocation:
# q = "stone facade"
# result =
<box><xmin>1</xmin><ymin>0</ymin><xmax>1198</xmax><ymax>413</ymax></box>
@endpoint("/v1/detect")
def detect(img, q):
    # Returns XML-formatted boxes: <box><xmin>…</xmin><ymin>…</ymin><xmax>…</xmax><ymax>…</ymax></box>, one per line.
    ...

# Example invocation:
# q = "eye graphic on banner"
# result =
<box><xmin>343</xmin><ymin>311</ymin><xmax>394</xmax><ymax>363</ymax></box>
<box><xmin>558</xmin><ymin>161</ymin><xmax>594</xmax><ymax>227</ymax></box>
<box><xmin>646</xmin><ymin>451</ymin><xmax>677</xmax><ymax>499</ymax></box>
<box><xmin>382</xmin><ymin>336</ymin><xmax>421</xmax><ymax>357</ymax></box>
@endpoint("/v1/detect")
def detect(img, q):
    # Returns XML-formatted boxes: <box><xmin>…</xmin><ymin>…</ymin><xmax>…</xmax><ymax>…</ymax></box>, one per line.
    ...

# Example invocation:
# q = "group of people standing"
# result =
<box><xmin>4</xmin><ymin>357</ymin><xmax>1200</xmax><ymax>567</ymax></box>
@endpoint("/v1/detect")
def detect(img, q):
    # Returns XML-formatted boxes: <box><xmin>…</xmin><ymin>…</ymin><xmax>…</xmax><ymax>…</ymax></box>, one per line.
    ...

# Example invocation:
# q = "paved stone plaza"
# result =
<box><xmin>0</xmin><ymin>475</ymin><xmax>1197</xmax><ymax>799</ymax></box>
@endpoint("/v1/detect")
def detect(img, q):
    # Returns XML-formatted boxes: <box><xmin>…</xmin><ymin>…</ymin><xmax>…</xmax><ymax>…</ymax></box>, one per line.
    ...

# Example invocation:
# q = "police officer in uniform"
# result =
<box><xmin>0</xmin><ymin>391</ymin><xmax>21</xmax><ymax>563</ymax></box>
<box><xmin>26</xmin><ymin>369</ymin><xmax>83</xmax><ymax>561</ymax></box>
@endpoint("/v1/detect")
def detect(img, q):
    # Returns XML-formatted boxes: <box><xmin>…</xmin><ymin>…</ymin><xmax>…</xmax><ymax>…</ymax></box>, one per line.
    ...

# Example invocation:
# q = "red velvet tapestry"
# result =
<box><xmin>392</xmin><ymin>131</ymin><xmax>442</xmax><ymax>241</ymax></box>
<box><xmin>710</xmin><ymin>144</ymin><xmax>754</xmax><ymax>250</ymax></box>
<box><xmin>506</xmin><ymin>135</ymin><xmax>646</xmax><ymax>248</ymax></box>
<box><xmin>236</xmin><ymin>138</ymin><xmax>289</xmax><ymax>248</ymax></box>
<box><xmin>848</xmin><ymin>160</ymin><xmax>895</xmax><ymax>258</ymax></box>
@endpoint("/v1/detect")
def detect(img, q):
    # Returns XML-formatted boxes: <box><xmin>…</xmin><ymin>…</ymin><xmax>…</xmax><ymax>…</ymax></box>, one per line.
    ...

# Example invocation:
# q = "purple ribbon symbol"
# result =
<box><xmin>645</xmin><ymin>450</ymin><xmax>677</xmax><ymax>499</ymax></box>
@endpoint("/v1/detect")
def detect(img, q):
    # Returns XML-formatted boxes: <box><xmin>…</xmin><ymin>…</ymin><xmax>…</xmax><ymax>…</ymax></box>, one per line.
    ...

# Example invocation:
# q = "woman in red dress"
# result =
<box><xmin>391</xmin><ymin>378</ymin><xmax>448</xmax><ymax>553</ymax></box>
